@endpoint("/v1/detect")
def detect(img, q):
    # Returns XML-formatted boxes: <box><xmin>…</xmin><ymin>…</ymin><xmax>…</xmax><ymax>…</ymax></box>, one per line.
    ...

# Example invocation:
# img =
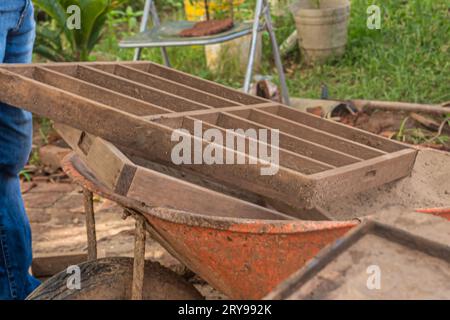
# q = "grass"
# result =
<box><xmin>286</xmin><ymin>0</ymin><xmax>450</xmax><ymax>103</ymax></box>
<box><xmin>93</xmin><ymin>0</ymin><xmax>449</xmax><ymax>104</ymax></box>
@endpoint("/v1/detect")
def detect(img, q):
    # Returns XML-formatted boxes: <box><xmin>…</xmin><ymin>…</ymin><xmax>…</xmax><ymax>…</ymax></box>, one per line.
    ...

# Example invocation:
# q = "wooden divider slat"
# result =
<box><xmin>52</xmin><ymin>64</ymin><xmax>212</xmax><ymax>112</ymax></box>
<box><xmin>190</xmin><ymin>112</ymin><xmax>362</xmax><ymax>167</ymax></box>
<box><xmin>34</xmin><ymin>66</ymin><xmax>170</xmax><ymax>116</ymax></box>
<box><xmin>134</xmin><ymin>62</ymin><xmax>267</xmax><ymax>105</ymax></box>
<box><xmin>229</xmin><ymin>108</ymin><xmax>384</xmax><ymax>159</ymax></box>
<box><xmin>94</xmin><ymin>64</ymin><xmax>239</xmax><ymax>108</ymax></box>
<box><xmin>173</xmin><ymin>116</ymin><xmax>335</xmax><ymax>174</ymax></box>
<box><xmin>265</xmin><ymin>105</ymin><xmax>407</xmax><ymax>153</ymax></box>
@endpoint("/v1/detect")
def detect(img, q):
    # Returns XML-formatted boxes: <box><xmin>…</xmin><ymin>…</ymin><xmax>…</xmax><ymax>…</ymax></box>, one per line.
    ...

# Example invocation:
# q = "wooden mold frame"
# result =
<box><xmin>55</xmin><ymin>123</ymin><xmax>294</xmax><ymax>221</ymax></box>
<box><xmin>265</xmin><ymin>212</ymin><xmax>450</xmax><ymax>299</ymax></box>
<box><xmin>0</xmin><ymin>62</ymin><xmax>417</xmax><ymax>210</ymax></box>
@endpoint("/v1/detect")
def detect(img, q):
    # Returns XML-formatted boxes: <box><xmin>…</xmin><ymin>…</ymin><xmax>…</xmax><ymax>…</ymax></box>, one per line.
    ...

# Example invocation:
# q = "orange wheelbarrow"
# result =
<box><xmin>46</xmin><ymin>153</ymin><xmax>357</xmax><ymax>300</ymax></box>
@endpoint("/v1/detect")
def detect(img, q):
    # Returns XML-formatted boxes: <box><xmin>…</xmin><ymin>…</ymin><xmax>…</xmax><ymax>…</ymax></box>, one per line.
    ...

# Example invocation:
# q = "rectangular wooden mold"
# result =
<box><xmin>0</xmin><ymin>62</ymin><xmax>417</xmax><ymax>209</ymax></box>
<box><xmin>265</xmin><ymin>211</ymin><xmax>450</xmax><ymax>300</ymax></box>
<box><xmin>55</xmin><ymin>123</ymin><xmax>295</xmax><ymax>221</ymax></box>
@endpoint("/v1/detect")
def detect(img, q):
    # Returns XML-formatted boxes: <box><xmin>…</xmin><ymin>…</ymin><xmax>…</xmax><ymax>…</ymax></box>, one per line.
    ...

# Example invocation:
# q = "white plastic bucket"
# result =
<box><xmin>291</xmin><ymin>0</ymin><xmax>350</xmax><ymax>64</ymax></box>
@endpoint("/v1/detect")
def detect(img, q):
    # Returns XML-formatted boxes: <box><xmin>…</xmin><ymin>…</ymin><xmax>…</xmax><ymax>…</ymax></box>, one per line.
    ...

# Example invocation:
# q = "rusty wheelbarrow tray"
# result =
<box><xmin>265</xmin><ymin>211</ymin><xmax>450</xmax><ymax>300</ymax></box>
<box><xmin>59</xmin><ymin>124</ymin><xmax>358</xmax><ymax>299</ymax></box>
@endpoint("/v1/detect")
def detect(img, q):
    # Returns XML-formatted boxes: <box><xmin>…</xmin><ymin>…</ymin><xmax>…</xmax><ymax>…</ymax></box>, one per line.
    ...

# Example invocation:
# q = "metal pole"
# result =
<box><xmin>263</xmin><ymin>0</ymin><xmax>290</xmax><ymax>105</ymax></box>
<box><xmin>150</xmin><ymin>1</ymin><xmax>171</xmax><ymax>67</ymax></box>
<box><xmin>133</xmin><ymin>0</ymin><xmax>152</xmax><ymax>61</ymax></box>
<box><xmin>131</xmin><ymin>215</ymin><xmax>146</xmax><ymax>300</ymax></box>
<box><xmin>243</xmin><ymin>0</ymin><xmax>264</xmax><ymax>93</ymax></box>
<box><xmin>83</xmin><ymin>188</ymin><xmax>97</xmax><ymax>261</ymax></box>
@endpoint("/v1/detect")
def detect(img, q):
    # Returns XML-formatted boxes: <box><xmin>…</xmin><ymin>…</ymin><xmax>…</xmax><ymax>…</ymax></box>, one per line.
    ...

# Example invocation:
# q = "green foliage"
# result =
<box><xmin>91</xmin><ymin>0</ymin><xmax>449</xmax><ymax>106</ymax></box>
<box><xmin>286</xmin><ymin>0</ymin><xmax>450</xmax><ymax>104</ymax></box>
<box><xmin>157</xmin><ymin>0</ymin><xmax>184</xmax><ymax>12</ymax></box>
<box><xmin>396</xmin><ymin>116</ymin><xmax>409</xmax><ymax>142</ymax></box>
<box><xmin>33</xmin><ymin>0</ymin><xmax>116</xmax><ymax>61</ymax></box>
<box><xmin>108</xmin><ymin>5</ymin><xmax>143</xmax><ymax>33</ymax></box>
<box><xmin>38</xmin><ymin>117</ymin><xmax>53</xmax><ymax>144</ymax></box>
<box><xmin>19</xmin><ymin>169</ymin><xmax>32</xmax><ymax>182</ymax></box>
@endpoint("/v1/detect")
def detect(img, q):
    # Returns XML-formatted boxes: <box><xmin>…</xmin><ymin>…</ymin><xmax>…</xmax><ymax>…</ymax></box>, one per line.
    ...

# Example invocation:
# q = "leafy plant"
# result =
<box><xmin>38</xmin><ymin>117</ymin><xmax>53</xmax><ymax>144</ymax></box>
<box><xmin>33</xmin><ymin>0</ymin><xmax>120</xmax><ymax>61</ymax></box>
<box><xmin>108</xmin><ymin>5</ymin><xmax>143</xmax><ymax>33</ymax></box>
<box><xmin>19</xmin><ymin>169</ymin><xmax>32</xmax><ymax>182</ymax></box>
<box><xmin>396</xmin><ymin>116</ymin><xmax>409</xmax><ymax>142</ymax></box>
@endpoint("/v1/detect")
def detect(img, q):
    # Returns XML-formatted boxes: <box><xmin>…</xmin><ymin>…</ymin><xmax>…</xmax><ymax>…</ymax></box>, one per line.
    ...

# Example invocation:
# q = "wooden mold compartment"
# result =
<box><xmin>0</xmin><ymin>62</ymin><xmax>417</xmax><ymax>210</ymax></box>
<box><xmin>266</xmin><ymin>211</ymin><xmax>450</xmax><ymax>300</ymax></box>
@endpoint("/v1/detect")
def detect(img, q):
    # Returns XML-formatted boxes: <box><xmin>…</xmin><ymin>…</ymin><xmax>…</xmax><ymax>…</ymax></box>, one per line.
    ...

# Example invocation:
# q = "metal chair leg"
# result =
<box><xmin>133</xmin><ymin>0</ymin><xmax>152</xmax><ymax>61</ymax></box>
<box><xmin>134</xmin><ymin>0</ymin><xmax>171</xmax><ymax>67</ymax></box>
<box><xmin>263</xmin><ymin>0</ymin><xmax>290</xmax><ymax>105</ymax></box>
<box><xmin>243</xmin><ymin>0</ymin><xmax>264</xmax><ymax>93</ymax></box>
<box><xmin>150</xmin><ymin>0</ymin><xmax>171</xmax><ymax>67</ymax></box>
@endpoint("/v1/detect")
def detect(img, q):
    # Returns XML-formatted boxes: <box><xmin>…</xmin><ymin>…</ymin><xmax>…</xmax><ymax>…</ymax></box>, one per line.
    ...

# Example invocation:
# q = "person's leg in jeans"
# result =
<box><xmin>0</xmin><ymin>0</ymin><xmax>41</xmax><ymax>299</ymax></box>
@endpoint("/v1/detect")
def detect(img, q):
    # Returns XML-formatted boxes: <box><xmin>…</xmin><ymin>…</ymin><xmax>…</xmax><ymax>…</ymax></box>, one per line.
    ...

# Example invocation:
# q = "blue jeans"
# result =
<box><xmin>0</xmin><ymin>0</ymin><xmax>40</xmax><ymax>299</ymax></box>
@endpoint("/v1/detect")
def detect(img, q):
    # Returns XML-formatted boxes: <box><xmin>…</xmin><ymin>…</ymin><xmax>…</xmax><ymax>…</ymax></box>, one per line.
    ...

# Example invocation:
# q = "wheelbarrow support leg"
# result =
<box><xmin>131</xmin><ymin>215</ymin><xmax>146</xmax><ymax>300</ymax></box>
<box><xmin>83</xmin><ymin>188</ymin><xmax>97</xmax><ymax>261</ymax></box>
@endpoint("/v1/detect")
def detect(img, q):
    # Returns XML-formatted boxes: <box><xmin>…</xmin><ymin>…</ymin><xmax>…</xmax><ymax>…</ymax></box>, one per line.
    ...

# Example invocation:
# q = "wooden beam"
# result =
<box><xmin>32</xmin><ymin>253</ymin><xmax>87</xmax><ymax>278</ymax></box>
<box><xmin>311</xmin><ymin>149</ymin><xmax>417</xmax><ymax>207</ymax></box>
<box><xmin>353</xmin><ymin>99</ymin><xmax>450</xmax><ymax>115</ymax></box>
<box><xmin>144</xmin><ymin>103</ymin><xmax>275</xmax><ymax>120</ymax></box>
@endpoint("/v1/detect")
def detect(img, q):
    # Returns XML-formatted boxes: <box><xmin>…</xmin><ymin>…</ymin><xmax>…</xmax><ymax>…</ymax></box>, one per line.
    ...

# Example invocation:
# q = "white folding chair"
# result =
<box><xmin>119</xmin><ymin>0</ymin><xmax>290</xmax><ymax>105</ymax></box>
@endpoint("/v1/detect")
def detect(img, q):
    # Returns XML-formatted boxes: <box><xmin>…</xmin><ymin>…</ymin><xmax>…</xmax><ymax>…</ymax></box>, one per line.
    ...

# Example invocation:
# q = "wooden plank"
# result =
<box><xmin>144</xmin><ymin>103</ymin><xmax>275</xmax><ymax>120</ymax></box>
<box><xmin>129</xmin><ymin>62</ymin><xmax>267</xmax><ymax>105</ymax></box>
<box><xmin>264</xmin><ymin>105</ymin><xmax>407</xmax><ymax>153</ymax></box>
<box><xmin>128</xmin><ymin>166</ymin><xmax>294</xmax><ymax>220</ymax></box>
<box><xmin>33</xmin><ymin>66</ymin><xmax>171</xmax><ymax>116</ymax></box>
<box><xmin>229</xmin><ymin>109</ymin><xmax>384</xmax><ymax>159</ymax></box>
<box><xmin>56</xmin><ymin>124</ymin><xmax>294</xmax><ymax>220</ymax></box>
<box><xmin>56</xmin><ymin>123</ymin><xmax>135</xmax><ymax>193</ymax></box>
<box><xmin>32</xmin><ymin>253</ymin><xmax>87</xmax><ymax>278</ymax></box>
<box><xmin>95</xmin><ymin>64</ymin><xmax>239</xmax><ymax>108</ymax></box>
<box><xmin>310</xmin><ymin>148</ymin><xmax>418</xmax><ymax>207</ymax></box>
<box><xmin>196</xmin><ymin>112</ymin><xmax>364</xmax><ymax>166</ymax></box>
<box><xmin>125</xmin><ymin>151</ymin><xmax>268</xmax><ymax>206</ymax></box>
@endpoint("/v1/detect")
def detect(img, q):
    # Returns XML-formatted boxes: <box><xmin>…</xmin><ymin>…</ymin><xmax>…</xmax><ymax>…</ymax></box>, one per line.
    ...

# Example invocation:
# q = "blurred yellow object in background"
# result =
<box><xmin>184</xmin><ymin>0</ymin><xmax>244</xmax><ymax>21</ymax></box>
